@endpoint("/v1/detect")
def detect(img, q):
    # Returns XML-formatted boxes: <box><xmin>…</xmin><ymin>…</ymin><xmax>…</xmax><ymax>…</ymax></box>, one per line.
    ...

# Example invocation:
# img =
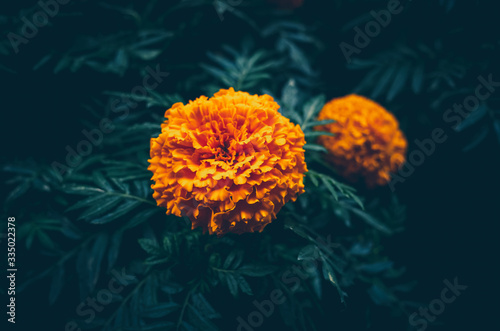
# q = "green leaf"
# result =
<box><xmin>76</xmin><ymin>233</ymin><xmax>108</xmax><ymax>299</ymax></box>
<box><xmin>371</xmin><ymin>64</ymin><xmax>398</xmax><ymax>99</ymax></box>
<box><xmin>91</xmin><ymin>200</ymin><xmax>142</xmax><ymax>224</ymax></box>
<box><xmin>345</xmin><ymin>206</ymin><xmax>392</xmax><ymax>234</ymax></box>
<box><xmin>138</xmin><ymin>238</ymin><xmax>160</xmax><ymax>255</ymax></box>
<box><xmin>322</xmin><ymin>260</ymin><xmax>346</xmax><ymax>304</ymax></box>
<box><xmin>125</xmin><ymin>208</ymin><xmax>160</xmax><ymax>229</ymax></box>
<box><xmin>367</xmin><ymin>284</ymin><xmax>397</xmax><ymax>306</ymax></box>
<box><xmin>298</xmin><ymin>245</ymin><xmax>318</xmax><ymax>261</ymax></box>
<box><xmin>302</xmin><ymin>119</ymin><xmax>335</xmax><ymax>130</ymax></box>
<box><xmin>281</xmin><ymin>79</ymin><xmax>299</xmax><ymax>111</ymax></box>
<box><xmin>387</xmin><ymin>64</ymin><xmax>410</xmax><ymax>101</ymax></box>
<box><xmin>49</xmin><ymin>267</ymin><xmax>64</xmax><ymax>305</ymax></box>
<box><xmin>107</xmin><ymin>230</ymin><xmax>123</xmax><ymax>272</ymax></box>
<box><xmin>78</xmin><ymin>196</ymin><xmax>122</xmax><ymax>221</ymax></box>
<box><xmin>5</xmin><ymin>181</ymin><xmax>30</xmax><ymax>205</ymax></box>
<box><xmin>412</xmin><ymin>63</ymin><xmax>425</xmax><ymax>94</ymax></box>
<box><xmin>191</xmin><ymin>293</ymin><xmax>221</xmax><ymax>319</ymax></box>
<box><xmin>463</xmin><ymin>125</ymin><xmax>489</xmax><ymax>152</ymax></box>
<box><xmin>92</xmin><ymin>171</ymin><xmax>113</xmax><ymax>190</ymax></box>
<box><xmin>303</xmin><ymin>144</ymin><xmax>328</xmax><ymax>153</ymax></box>
<box><xmin>36</xmin><ymin>230</ymin><xmax>57</xmax><ymax>251</ymax></box>
<box><xmin>61</xmin><ymin>184</ymin><xmax>104</xmax><ymax>195</ymax></box>
<box><xmin>238</xmin><ymin>264</ymin><xmax>277</xmax><ymax>277</ymax></box>
<box><xmin>225</xmin><ymin>273</ymin><xmax>239</xmax><ymax>296</ymax></box>
<box><xmin>131</xmin><ymin>49</ymin><xmax>162</xmax><ymax>61</ymax></box>
<box><xmin>141</xmin><ymin>302</ymin><xmax>180</xmax><ymax>318</ymax></box>
<box><xmin>301</xmin><ymin>95</ymin><xmax>326</xmax><ymax>127</ymax></box>
<box><xmin>454</xmin><ymin>104</ymin><xmax>487</xmax><ymax>132</ymax></box>
<box><xmin>304</xmin><ymin>131</ymin><xmax>334</xmax><ymax>139</ymax></box>
<box><xmin>235</xmin><ymin>274</ymin><xmax>253</xmax><ymax>295</ymax></box>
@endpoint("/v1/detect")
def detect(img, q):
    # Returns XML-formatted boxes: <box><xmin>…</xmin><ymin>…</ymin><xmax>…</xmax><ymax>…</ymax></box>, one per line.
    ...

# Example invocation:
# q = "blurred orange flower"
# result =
<box><xmin>316</xmin><ymin>94</ymin><xmax>407</xmax><ymax>187</ymax></box>
<box><xmin>148</xmin><ymin>88</ymin><xmax>307</xmax><ymax>236</ymax></box>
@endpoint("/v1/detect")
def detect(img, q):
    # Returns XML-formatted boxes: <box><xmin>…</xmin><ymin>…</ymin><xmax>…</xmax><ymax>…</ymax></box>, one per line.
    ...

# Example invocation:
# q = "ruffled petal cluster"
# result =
<box><xmin>148</xmin><ymin>88</ymin><xmax>307</xmax><ymax>236</ymax></box>
<box><xmin>316</xmin><ymin>94</ymin><xmax>407</xmax><ymax>187</ymax></box>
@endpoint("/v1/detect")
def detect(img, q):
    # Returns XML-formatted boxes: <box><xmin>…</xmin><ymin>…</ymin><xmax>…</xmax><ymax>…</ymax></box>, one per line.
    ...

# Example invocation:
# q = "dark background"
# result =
<box><xmin>2</xmin><ymin>0</ymin><xmax>499</xmax><ymax>330</ymax></box>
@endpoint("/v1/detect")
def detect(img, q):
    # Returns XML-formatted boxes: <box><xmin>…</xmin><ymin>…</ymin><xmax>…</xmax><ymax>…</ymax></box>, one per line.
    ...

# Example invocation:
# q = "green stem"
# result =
<box><xmin>176</xmin><ymin>289</ymin><xmax>194</xmax><ymax>330</ymax></box>
<box><xmin>102</xmin><ymin>269</ymin><xmax>153</xmax><ymax>330</ymax></box>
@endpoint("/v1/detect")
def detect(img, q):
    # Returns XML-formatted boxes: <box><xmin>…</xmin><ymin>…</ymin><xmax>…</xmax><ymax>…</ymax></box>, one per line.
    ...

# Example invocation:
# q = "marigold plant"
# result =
<box><xmin>316</xmin><ymin>94</ymin><xmax>407</xmax><ymax>187</ymax></box>
<box><xmin>148</xmin><ymin>88</ymin><xmax>307</xmax><ymax>236</ymax></box>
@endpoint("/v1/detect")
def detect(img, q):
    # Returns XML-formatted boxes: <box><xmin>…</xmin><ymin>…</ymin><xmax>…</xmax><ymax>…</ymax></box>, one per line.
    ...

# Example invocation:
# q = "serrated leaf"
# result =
<box><xmin>76</xmin><ymin>233</ymin><xmax>108</xmax><ymax>299</ymax></box>
<box><xmin>125</xmin><ymin>208</ymin><xmax>159</xmax><ymax>229</ymax></box>
<box><xmin>141</xmin><ymin>302</ymin><xmax>180</xmax><ymax>318</ymax></box>
<box><xmin>463</xmin><ymin>125</ymin><xmax>489</xmax><ymax>152</ymax></box>
<box><xmin>225</xmin><ymin>273</ymin><xmax>239</xmax><ymax>296</ymax></box>
<box><xmin>304</xmin><ymin>131</ymin><xmax>334</xmax><ymax>139</ymax></box>
<box><xmin>454</xmin><ymin>104</ymin><xmax>487</xmax><ymax>132</ymax></box>
<box><xmin>282</xmin><ymin>79</ymin><xmax>299</xmax><ymax>111</ymax></box>
<box><xmin>322</xmin><ymin>261</ymin><xmax>345</xmax><ymax>304</ymax></box>
<box><xmin>303</xmin><ymin>144</ymin><xmax>328</xmax><ymax>153</ymax></box>
<box><xmin>5</xmin><ymin>181</ymin><xmax>30</xmax><ymax>205</ymax></box>
<box><xmin>236</xmin><ymin>274</ymin><xmax>253</xmax><ymax>295</ymax></box>
<box><xmin>303</xmin><ymin>119</ymin><xmax>335</xmax><ymax>130</ymax></box>
<box><xmin>138</xmin><ymin>238</ymin><xmax>160</xmax><ymax>255</ymax></box>
<box><xmin>346</xmin><ymin>206</ymin><xmax>392</xmax><ymax>234</ymax></box>
<box><xmin>412</xmin><ymin>63</ymin><xmax>425</xmax><ymax>94</ymax></box>
<box><xmin>93</xmin><ymin>171</ymin><xmax>113</xmax><ymax>190</ymax></box>
<box><xmin>315</xmin><ymin>174</ymin><xmax>338</xmax><ymax>201</ymax></box>
<box><xmin>91</xmin><ymin>200</ymin><xmax>141</xmax><ymax>224</ymax></box>
<box><xmin>61</xmin><ymin>184</ymin><xmax>104</xmax><ymax>195</ymax></box>
<box><xmin>131</xmin><ymin>49</ymin><xmax>162</xmax><ymax>61</ymax></box>
<box><xmin>78</xmin><ymin>196</ymin><xmax>122</xmax><ymax>221</ymax></box>
<box><xmin>224</xmin><ymin>250</ymin><xmax>243</xmax><ymax>269</ymax></box>
<box><xmin>191</xmin><ymin>293</ymin><xmax>221</xmax><ymax>319</ymax></box>
<box><xmin>302</xmin><ymin>95</ymin><xmax>326</xmax><ymax>127</ymax></box>
<box><xmin>36</xmin><ymin>229</ymin><xmax>57</xmax><ymax>250</ymax></box>
<box><xmin>367</xmin><ymin>284</ymin><xmax>396</xmax><ymax>306</ymax></box>
<box><xmin>298</xmin><ymin>245</ymin><xmax>318</xmax><ymax>261</ymax></box>
<box><xmin>49</xmin><ymin>266</ymin><xmax>65</xmax><ymax>305</ymax></box>
<box><xmin>387</xmin><ymin>64</ymin><xmax>410</xmax><ymax>101</ymax></box>
<box><xmin>238</xmin><ymin>264</ymin><xmax>277</xmax><ymax>277</ymax></box>
<box><xmin>161</xmin><ymin>282</ymin><xmax>184</xmax><ymax>294</ymax></box>
<box><xmin>371</xmin><ymin>64</ymin><xmax>398</xmax><ymax>99</ymax></box>
<box><xmin>107</xmin><ymin>230</ymin><xmax>123</xmax><ymax>272</ymax></box>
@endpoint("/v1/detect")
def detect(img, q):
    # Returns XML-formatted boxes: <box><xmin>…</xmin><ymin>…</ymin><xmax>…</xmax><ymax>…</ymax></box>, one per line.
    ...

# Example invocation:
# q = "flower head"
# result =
<box><xmin>316</xmin><ymin>94</ymin><xmax>407</xmax><ymax>187</ymax></box>
<box><xmin>148</xmin><ymin>88</ymin><xmax>307</xmax><ymax>236</ymax></box>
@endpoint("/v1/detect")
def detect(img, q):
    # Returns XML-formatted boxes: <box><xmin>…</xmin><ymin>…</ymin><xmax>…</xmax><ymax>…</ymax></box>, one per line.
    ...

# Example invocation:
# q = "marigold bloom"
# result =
<box><xmin>148</xmin><ymin>88</ymin><xmax>307</xmax><ymax>236</ymax></box>
<box><xmin>316</xmin><ymin>94</ymin><xmax>407</xmax><ymax>187</ymax></box>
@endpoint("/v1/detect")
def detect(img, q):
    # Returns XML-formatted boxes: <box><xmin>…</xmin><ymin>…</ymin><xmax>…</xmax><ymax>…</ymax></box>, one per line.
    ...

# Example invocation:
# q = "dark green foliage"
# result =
<box><xmin>4</xmin><ymin>0</ymin><xmax>497</xmax><ymax>330</ymax></box>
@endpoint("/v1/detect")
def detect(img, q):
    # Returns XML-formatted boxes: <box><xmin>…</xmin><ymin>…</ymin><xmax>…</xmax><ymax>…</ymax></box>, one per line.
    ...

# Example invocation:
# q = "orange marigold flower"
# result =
<box><xmin>148</xmin><ymin>88</ymin><xmax>307</xmax><ymax>236</ymax></box>
<box><xmin>316</xmin><ymin>94</ymin><xmax>407</xmax><ymax>187</ymax></box>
